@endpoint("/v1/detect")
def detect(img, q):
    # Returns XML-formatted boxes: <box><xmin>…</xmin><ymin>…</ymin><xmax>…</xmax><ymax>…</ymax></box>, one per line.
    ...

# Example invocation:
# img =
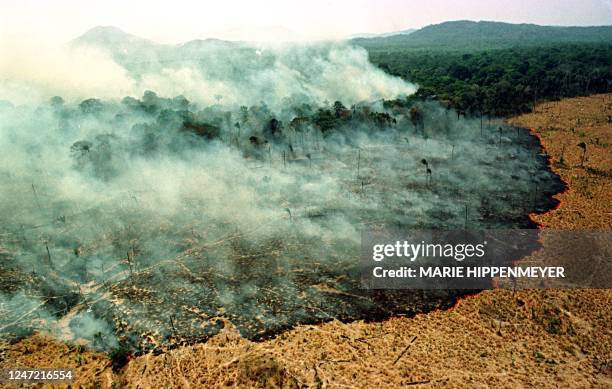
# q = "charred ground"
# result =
<box><xmin>0</xmin><ymin>92</ymin><xmax>564</xmax><ymax>353</ymax></box>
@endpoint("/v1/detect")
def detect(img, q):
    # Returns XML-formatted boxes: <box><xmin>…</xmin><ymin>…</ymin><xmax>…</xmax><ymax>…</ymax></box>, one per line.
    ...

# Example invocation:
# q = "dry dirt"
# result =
<box><xmin>1</xmin><ymin>94</ymin><xmax>610</xmax><ymax>388</ymax></box>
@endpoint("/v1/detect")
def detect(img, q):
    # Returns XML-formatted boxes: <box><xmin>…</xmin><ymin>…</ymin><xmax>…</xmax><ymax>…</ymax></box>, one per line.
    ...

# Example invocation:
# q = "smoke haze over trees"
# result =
<box><xmin>0</xmin><ymin>25</ymin><xmax>565</xmax><ymax>353</ymax></box>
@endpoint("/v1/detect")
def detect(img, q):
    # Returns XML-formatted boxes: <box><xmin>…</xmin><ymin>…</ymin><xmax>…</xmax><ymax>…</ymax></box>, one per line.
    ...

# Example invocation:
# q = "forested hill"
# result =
<box><xmin>353</xmin><ymin>21</ymin><xmax>612</xmax><ymax>51</ymax></box>
<box><xmin>373</xmin><ymin>44</ymin><xmax>612</xmax><ymax>116</ymax></box>
<box><xmin>352</xmin><ymin>21</ymin><xmax>612</xmax><ymax>117</ymax></box>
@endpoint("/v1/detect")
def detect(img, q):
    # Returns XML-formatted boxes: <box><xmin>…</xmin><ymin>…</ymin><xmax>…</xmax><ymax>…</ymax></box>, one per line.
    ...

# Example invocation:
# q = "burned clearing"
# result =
<box><xmin>0</xmin><ymin>37</ymin><xmax>565</xmax><ymax>355</ymax></box>
<box><xmin>0</xmin><ymin>91</ymin><xmax>564</xmax><ymax>354</ymax></box>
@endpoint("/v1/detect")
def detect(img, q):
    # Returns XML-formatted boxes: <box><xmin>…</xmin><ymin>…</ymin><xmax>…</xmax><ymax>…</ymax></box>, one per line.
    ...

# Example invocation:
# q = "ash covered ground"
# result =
<box><xmin>0</xmin><ymin>35</ymin><xmax>564</xmax><ymax>353</ymax></box>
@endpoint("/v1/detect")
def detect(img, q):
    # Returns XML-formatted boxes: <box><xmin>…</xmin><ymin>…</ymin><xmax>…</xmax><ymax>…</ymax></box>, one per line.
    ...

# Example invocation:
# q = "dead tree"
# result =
<box><xmin>357</xmin><ymin>149</ymin><xmax>361</xmax><ymax>178</ymax></box>
<box><xmin>268</xmin><ymin>144</ymin><xmax>272</xmax><ymax>167</ymax></box>
<box><xmin>421</xmin><ymin>159</ymin><xmax>430</xmax><ymax>185</ymax></box>
<box><xmin>126</xmin><ymin>251</ymin><xmax>134</xmax><ymax>278</ymax></box>
<box><xmin>285</xmin><ymin>208</ymin><xmax>292</xmax><ymax>222</ymax></box>
<box><xmin>31</xmin><ymin>183</ymin><xmax>42</xmax><ymax>211</ymax></box>
<box><xmin>45</xmin><ymin>242</ymin><xmax>54</xmax><ymax>269</ymax></box>
<box><xmin>577</xmin><ymin>142</ymin><xmax>587</xmax><ymax>167</ymax></box>
<box><xmin>559</xmin><ymin>144</ymin><xmax>566</xmax><ymax>165</ymax></box>
<box><xmin>169</xmin><ymin>314</ymin><xmax>177</xmax><ymax>337</ymax></box>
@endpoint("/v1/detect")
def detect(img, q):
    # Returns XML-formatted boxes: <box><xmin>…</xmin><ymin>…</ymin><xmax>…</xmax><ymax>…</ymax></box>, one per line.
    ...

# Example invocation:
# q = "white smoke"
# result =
<box><xmin>0</xmin><ymin>30</ymin><xmax>562</xmax><ymax>351</ymax></box>
<box><xmin>0</xmin><ymin>42</ymin><xmax>134</xmax><ymax>105</ymax></box>
<box><xmin>1</xmin><ymin>35</ymin><xmax>415</xmax><ymax>108</ymax></box>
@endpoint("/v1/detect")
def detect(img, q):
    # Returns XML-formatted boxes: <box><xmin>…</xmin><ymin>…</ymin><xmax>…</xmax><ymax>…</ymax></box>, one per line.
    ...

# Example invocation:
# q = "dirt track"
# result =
<box><xmin>1</xmin><ymin>94</ymin><xmax>610</xmax><ymax>388</ymax></box>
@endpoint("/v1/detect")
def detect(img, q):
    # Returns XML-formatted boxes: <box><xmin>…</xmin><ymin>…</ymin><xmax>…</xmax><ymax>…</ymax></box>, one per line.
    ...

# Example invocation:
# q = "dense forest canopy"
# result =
<box><xmin>367</xmin><ymin>44</ymin><xmax>612</xmax><ymax>116</ymax></box>
<box><xmin>354</xmin><ymin>21</ymin><xmax>612</xmax><ymax>116</ymax></box>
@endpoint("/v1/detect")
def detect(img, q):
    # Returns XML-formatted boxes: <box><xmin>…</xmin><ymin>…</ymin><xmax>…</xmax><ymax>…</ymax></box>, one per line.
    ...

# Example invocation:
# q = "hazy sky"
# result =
<box><xmin>1</xmin><ymin>0</ymin><xmax>611</xmax><ymax>44</ymax></box>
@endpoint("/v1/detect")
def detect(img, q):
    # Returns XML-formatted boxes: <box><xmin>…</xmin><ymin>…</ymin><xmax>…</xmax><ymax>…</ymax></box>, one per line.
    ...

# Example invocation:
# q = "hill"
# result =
<box><xmin>70</xmin><ymin>26</ymin><xmax>242</xmax><ymax>72</ymax></box>
<box><xmin>354</xmin><ymin>22</ymin><xmax>612</xmax><ymax>116</ymax></box>
<box><xmin>353</xmin><ymin>20</ymin><xmax>612</xmax><ymax>51</ymax></box>
<box><xmin>348</xmin><ymin>28</ymin><xmax>416</xmax><ymax>39</ymax></box>
<box><xmin>71</xmin><ymin>26</ymin><xmax>162</xmax><ymax>54</ymax></box>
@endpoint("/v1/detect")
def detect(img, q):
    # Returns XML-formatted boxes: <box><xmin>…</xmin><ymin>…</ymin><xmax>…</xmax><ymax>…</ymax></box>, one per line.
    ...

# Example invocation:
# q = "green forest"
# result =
<box><xmin>367</xmin><ymin>43</ymin><xmax>612</xmax><ymax>117</ymax></box>
<box><xmin>353</xmin><ymin>21</ymin><xmax>612</xmax><ymax>117</ymax></box>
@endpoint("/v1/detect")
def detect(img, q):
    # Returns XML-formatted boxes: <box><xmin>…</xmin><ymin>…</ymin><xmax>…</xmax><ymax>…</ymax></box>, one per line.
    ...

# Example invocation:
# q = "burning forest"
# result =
<box><xmin>0</xmin><ymin>34</ymin><xmax>564</xmax><ymax>355</ymax></box>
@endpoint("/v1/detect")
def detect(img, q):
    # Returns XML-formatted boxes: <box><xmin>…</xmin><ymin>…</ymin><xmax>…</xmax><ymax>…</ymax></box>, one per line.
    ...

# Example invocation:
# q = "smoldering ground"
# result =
<box><xmin>0</xmin><ymin>33</ymin><xmax>563</xmax><ymax>353</ymax></box>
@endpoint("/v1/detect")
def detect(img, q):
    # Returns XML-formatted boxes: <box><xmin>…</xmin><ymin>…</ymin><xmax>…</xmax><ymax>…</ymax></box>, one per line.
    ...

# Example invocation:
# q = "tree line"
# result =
<box><xmin>366</xmin><ymin>43</ymin><xmax>612</xmax><ymax>116</ymax></box>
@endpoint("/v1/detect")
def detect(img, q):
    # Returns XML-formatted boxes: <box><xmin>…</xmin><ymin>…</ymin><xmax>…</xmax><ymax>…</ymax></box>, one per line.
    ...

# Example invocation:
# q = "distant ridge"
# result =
<box><xmin>71</xmin><ymin>25</ymin><xmax>301</xmax><ymax>49</ymax></box>
<box><xmin>352</xmin><ymin>20</ymin><xmax>612</xmax><ymax>50</ymax></box>
<box><xmin>70</xmin><ymin>26</ymin><xmax>164</xmax><ymax>61</ymax></box>
<box><xmin>69</xmin><ymin>26</ymin><xmax>239</xmax><ymax>65</ymax></box>
<box><xmin>71</xmin><ymin>26</ymin><xmax>156</xmax><ymax>47</ymax></box>
<box><xmin>348</xmin><ymin>29</ymin><xmax>416</xmax><ymax>39</ymax></box>
<box><xmin>70</xmin><ymin>21</ymin><xmax>612</xmax><ymax>59</ymax></box>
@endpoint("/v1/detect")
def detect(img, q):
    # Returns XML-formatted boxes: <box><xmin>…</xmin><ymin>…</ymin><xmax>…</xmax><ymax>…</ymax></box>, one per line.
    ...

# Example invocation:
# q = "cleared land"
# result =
<box><xmin>1</xmin><ymin>94</ymin><xmax>610</xmax><ymax>388</ymax></box>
